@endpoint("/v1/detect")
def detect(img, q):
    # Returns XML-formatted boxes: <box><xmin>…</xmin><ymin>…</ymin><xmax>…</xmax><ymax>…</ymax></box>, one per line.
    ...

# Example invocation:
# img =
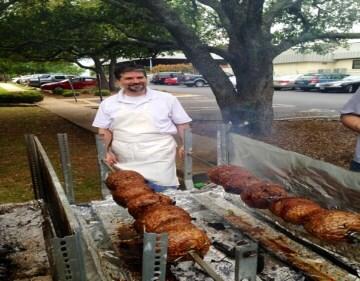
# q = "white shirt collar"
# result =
<box><xmin>117</xmin><ymin>87</ymin><xmax>154</xmax><ymax>104</ymax></box>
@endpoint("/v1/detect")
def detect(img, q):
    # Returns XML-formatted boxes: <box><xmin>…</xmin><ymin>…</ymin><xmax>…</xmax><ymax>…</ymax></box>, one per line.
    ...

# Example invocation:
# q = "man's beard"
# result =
<box><xmin>128</xmin><ymin>84</ymin><xmax>146</xmax><ymax>92</ymax></box>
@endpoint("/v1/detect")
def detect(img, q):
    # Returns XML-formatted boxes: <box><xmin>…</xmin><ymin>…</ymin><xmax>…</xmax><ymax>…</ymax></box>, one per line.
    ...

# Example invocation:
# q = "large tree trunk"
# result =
<box><xmin>93</xmin><ymin>57</ymin><xmax>109</xmax><ymax>90</ymax></box>
<box><xmin>137</xmin><ymin>0</ymin><xmax>275</xmax><ymax>136</ymax></box>
<box><xmin>226</xmin><ymin>45</ymin><xmax>274</xmax><ymax>135</ymax></box>
<box><xmin>108</xmin><ymin>56</ymin><xmax>117</xmax><ymax>92</ymax></box>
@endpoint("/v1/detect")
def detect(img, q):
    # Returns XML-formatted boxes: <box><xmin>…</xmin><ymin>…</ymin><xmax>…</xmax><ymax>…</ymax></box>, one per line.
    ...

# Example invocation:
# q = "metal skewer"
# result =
<box><xmin>189</xmin><ymin>251</ymin><xmax>226</xmax><ymax>281</ymax></box>
<box><xmin>101</xmin><ymin>159</ymin><xmax>117</xmax><ymax>173</ymax></box>
<box><xmin>347</xmin><ymin>231</ymin><xmax>360</xmax><ymax>244</ymax></box>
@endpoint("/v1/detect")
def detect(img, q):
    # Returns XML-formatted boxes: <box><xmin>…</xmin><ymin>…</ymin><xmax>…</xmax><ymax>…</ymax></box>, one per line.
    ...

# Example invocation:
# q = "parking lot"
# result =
<box><xmin>151</xmin><ymin>84</ymin><xmax>355</xmax><ymax>120</ymax></box>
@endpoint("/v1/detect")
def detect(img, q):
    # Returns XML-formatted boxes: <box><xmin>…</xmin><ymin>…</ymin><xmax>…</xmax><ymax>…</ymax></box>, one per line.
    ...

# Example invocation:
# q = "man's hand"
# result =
<box><xmin>178</xmin><ymin>145</ymin><xmax>185</xmax><ymax>160</ymax></box>
<box><xmin>105</xmin><ymin>150</ymin><xmax>118</xmax><ymax>165</ymax></box>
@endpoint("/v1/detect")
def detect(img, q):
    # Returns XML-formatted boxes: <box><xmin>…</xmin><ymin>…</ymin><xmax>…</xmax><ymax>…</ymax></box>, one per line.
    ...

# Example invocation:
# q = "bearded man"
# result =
<box><xmin>93</xmin><ymin>64</ymin><xmax>191</xmax><ymax>191</ymax></box>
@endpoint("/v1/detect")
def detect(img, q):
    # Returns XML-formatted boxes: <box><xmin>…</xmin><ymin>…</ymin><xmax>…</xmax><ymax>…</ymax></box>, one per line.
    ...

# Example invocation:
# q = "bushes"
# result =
<box><xmin>150</xmin><ymin>63</ymin><xmax>195</xmax><ymax>74</ymax></box>
<box><xmin>52</xmin><ymin>87</ymin><xmax>64</xmax><ymax>95</ymax></box>
<box><xmin>49</xmin><ymin>87</ymin><xmax>111</xmax><ymax>97</ymax></box>
<box><xmin>90</xmin><ymin>88</ymin><xmax>111</xmax><ymax>96</ymax></box>
<box><xmin>0</xmin><ymin>90</ymin><xmax>43</xmax><ymax>103</ymax></box>
<box><xmin>62</xmin><ymin>90</ymin><xmax>80</xmax><ymax>97</ymax></box>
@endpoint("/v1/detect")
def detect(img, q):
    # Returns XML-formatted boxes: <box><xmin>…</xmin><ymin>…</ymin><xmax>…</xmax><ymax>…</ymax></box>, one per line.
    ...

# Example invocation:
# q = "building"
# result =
<box><xmin>273</xmin><ymin>42</ymin><xmax>360</xmax><ymax>76</ymax></box>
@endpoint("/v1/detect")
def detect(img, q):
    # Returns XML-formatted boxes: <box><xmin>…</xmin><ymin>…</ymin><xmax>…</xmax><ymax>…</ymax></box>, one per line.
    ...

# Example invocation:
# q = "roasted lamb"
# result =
<box><xmin>105</xmin><ymin>170</ymin><xmax>210</xmax><ymax>261</ymax></box>
<box><xmin>304</xmin><ymin>210</ymin><xmax>360</xmax><ymax>241</ymax></box>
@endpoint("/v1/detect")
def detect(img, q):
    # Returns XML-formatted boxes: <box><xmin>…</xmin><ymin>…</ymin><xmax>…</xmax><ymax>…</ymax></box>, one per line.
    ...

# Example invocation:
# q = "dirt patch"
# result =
<box><xmin>0</xmin><ymin>201</ymin><xmax>51</xmax><ymax>281</ymax></box>
<box><xmin>191</xmin><ymin>118</ymin><xmax>356</xmax><ymax>170</ymax></box>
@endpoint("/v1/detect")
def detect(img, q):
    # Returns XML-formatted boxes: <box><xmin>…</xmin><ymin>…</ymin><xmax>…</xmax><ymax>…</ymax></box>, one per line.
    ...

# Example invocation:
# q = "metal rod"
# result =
<box><xmin>57</xmin><ymin>133</ymin><xmax>75</xmax><ymax>204</ymax></box>
<box><xmin>184</xmin><ymin>127</ymin><xmax>195</xmax><ymax>189</ymax></box>
<box><xmin>95</xmin><ymin>134</ymin><xmax>111</xmax><ymax>198</ymax></box>
<box><xmin>347</xmin><ymin>231</ymin><xmax>360</xmax><ymax>244</ymax></box>
<box><xmin>189</xmin><ymin>251</ymin><xmax>225</xmax><ymax>281</ymax></box>
<box><xmin>101</xmin><ymin>159</ymin><xmax>116</xmax><ymax>173</ymax></box>
<box><xmin>189</xmin><ymin>152</ymin><xmax>217</xmax><ymax>167</ymax></box>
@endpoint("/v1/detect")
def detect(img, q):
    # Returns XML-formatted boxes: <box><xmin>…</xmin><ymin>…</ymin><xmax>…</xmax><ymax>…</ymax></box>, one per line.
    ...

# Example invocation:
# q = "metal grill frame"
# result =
<box><xmin>25</xmin><ymin>134</ymin><xmax>87</xmax><ymax>281</ymax></box>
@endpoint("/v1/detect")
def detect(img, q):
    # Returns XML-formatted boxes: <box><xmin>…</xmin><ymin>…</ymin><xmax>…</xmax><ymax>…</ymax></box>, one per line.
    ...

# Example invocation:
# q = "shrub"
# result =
<box><xmin>91</xmin><ymin>88</ymin><xmax>111</xmax><ymax>96</ymax></box>
<box><xmin>62</xmin><ymin>90</ymin><xmax>80</xmax><ymax>97</ymax></box>
<box><xmin>52</xmin><ymin>87</ymin><xmax>64</xmax><ymax>95</ymax></box>
<box><xmin>80</xmin><ymin>89</ymin><xmax>92</xmax><ymax>95</ymax></box>
<box><xmin>0</xmin><ymin>90</ymin><xmax>43</xmax><ymax>103</ymax></box>
<box><xmin>94</xmin><ymin>89</ymin><xmax>111</xmax><ymax>97</ymax></box>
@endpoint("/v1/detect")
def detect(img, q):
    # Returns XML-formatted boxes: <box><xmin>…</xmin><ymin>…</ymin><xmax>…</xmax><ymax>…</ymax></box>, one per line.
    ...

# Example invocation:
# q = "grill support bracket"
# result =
<box><xmin>235</xmin><ymin>242</ymin><xmax>258</xmax><ymax>281</ymax></box>
<box><xmin>142</xmin><ymin>232</ymin><xmax>168</xmax><ymax>281</ymax></box>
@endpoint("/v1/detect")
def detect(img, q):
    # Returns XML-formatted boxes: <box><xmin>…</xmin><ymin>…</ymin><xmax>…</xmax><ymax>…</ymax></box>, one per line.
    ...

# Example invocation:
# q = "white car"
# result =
<box><xmin>273</xmin><ymin>74</ymin><xmax>303</xmax><ymax>90</ymax></box>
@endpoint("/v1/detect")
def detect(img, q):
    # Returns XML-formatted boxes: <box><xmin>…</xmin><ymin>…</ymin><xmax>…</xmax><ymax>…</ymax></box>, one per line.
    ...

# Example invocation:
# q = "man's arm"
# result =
<box><xmin>98</xmin><ymin>128</ymin><xmax>113</xmax><ymax>151</ymax></box>
<box><xmin>98</xmin><ymin>128</ymin><xmax>118</xmax><ymax>164</ymax></box>
<box><xmin>341</xmin><ymin>114</ymin><xmax>360</xmax><ymax>133</ymax></box>
<box><xmin>176</xmin><ymin>123</ymin><xmax>190</xmax><ymax>159</ymax></box>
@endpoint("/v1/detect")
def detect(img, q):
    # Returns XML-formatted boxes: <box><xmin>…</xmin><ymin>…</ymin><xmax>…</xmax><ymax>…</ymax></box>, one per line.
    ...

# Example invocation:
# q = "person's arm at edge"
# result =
<box><xmin>176</xmin><ymin>122</ymin><xmax>190</xmax><ymax>159</ymax></box>
<box><xmin>341</xmin><ymin>114</ymin><xmax>360</xmax><ymax>134</ymax></box>
<box><xmin>98</xmin><ymin>128</ymin><xmax>118</xmax><ymax>165</ymax></box>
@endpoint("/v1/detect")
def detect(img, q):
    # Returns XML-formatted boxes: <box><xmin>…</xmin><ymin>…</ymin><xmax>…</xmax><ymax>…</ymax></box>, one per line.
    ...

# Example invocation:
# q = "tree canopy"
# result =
<box><xmin>1</xmin><ymin>0</ymin><xmax>360</xmax><ymax>134</ymax></box>
<box><xmin>122</xmin><ymin>0</ymin><xmax>360</xmax><ymax>134</ymax></box>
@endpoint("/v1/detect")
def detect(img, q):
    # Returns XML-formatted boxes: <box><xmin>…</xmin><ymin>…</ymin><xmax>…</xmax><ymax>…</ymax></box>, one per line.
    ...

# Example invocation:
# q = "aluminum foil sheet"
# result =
<box><xmin>191</xmin><ymin>188</ymin><xmax>360</xmax><ymax>281</ymax></box>
<box><xmin>72</xmin><ymin>190</ymin><xmax>307</xmax><ymax>281</ymax></box>
<box><xmin>228</xmin><ymin>133</ymin><xmax>360</xmax><ymax>212</ymax></box>
<box><xmin>223</xmin><ymin>192</ymin><xmax>360</xmax><ymax>278</ymax></box>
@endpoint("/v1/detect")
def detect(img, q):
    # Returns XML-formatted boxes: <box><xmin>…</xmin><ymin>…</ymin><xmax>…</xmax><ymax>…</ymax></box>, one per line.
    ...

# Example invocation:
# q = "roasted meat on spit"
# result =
<box><xmin>105</xmin><ymin>170</ymin><xmax>211</xmax><ymax>261</ymax></box>
<box><xmin>111</xmin><ymin>183</ymin><xmax>153</xmax><ymax>207</ymax></box>
<box><xmin>134</xmin><ymin>204</ymin><xmax>192</xmax><ymax>232</ymax></box>
<box><xmin>127</xmin><ymin>192</ymin><xmax>173</xmax><ymax>219</ymax></box>
<box><xmin>207</xmin><ymin>165</ymin><xmax>260</xmax><ymax>194</ymax></box>
<box><xmin>270</xmin><ymin>197</ymin><xmax>323</xmax><ymax>224</ymax></box>
<box><xmin>106</xmin><ymin>170</ymin><xmax>145</xmax><ymax>191</ymax></box>
<box><xmin>304</xmin><ymin>210</ymin><xmax>360</xmax><ymax>241</ymax></box>
<box><xmin>240</xmin><ymin>182</ymin><xmax>289</xmax><ymax>209</ymax></box>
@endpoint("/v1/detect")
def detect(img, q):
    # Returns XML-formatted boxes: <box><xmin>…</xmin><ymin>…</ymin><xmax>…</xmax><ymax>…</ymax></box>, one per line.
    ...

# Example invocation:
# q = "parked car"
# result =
<box><xmin>28</xmin><ymin>74</ymin><xmax>76</xmax><ymax>87</ymax></box>
<box><xmin>40</xmin><ymin>77</ymin><xmax>97</xmax><ymax>91</ymax></box>
<box><xmin>294</xmin><ymin>73</ymin><xmax>349</xmax><ymax>91</ymax></box>
<box><xmin>317</xmin><ymin>76</ymin><xmax>360</xmax><ymax>93</ymax></box>
<box><xmin>150</xmin><ymin>72</ymin><xmax>184</xmax><ymax>84</ymax></box>
<box><xmin>273</xmin><ymin>74</ymin><xmax>303</xmax><ymax>90</ymax></box>
<box><xmin>183</xmin><ymin>74</ymin><xmax>208</xmax><ymax>87</ymax></box>
<box><xmin>163</xmin><ymin>77</ymin><xmax>179</xmax><ymax>85</ymax></box>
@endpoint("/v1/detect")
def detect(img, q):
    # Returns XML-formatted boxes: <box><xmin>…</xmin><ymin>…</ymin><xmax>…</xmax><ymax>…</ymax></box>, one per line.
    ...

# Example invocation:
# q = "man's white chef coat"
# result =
<box><xmin>92</xmin><ymin>88</ymin><xmax>192</xmax><ymax>132</ymax></box>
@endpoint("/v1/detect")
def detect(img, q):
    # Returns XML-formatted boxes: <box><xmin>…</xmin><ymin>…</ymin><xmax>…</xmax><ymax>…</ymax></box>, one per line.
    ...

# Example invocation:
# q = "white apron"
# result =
<box><xmin>112</xmin><ymin>102</ymin><xmax>179</xmax><ymax>186</ymax></box>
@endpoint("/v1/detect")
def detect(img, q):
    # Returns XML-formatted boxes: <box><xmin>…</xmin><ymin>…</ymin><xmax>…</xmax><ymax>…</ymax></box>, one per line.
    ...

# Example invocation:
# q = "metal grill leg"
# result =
<box><xmin>51</xmin><ymin>234</ymin><xmax>86</xmax><ymax>281</ymax></box>
<box><xmin>142</xmin><ymin>232</ymin><xmax>168</xmax><ymax>281</ymax></box>
<box><xmin>235</xmin><ymin>242</ymin><xmax>258</xmax><ymax>281</ymax></box>
<box><xmin>184</xmin><ymin>127</ymin><xmax>194</xmax><ymax>190</ymax></box>
<box><xmin>217</xmin><ymin>123</ymin><xmax>230</xmax><ymax>166</ymax></box>
<box><xmin>95</xmin><ymin>134</ymin><xmax>110</xmax><ymax>198</ymax></box>
<box><xmin>24</xmin><ymin>134</ymin><xmax>44</xmax><ymax>199</ymax></box>
<box><xmin>58</xmin><ymin>133</ymin><xmax>75</xmax><ymax>204</ymax></box>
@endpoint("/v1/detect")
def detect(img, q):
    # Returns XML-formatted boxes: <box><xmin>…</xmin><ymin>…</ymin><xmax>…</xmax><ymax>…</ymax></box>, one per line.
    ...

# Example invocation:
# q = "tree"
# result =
<box><xmin>111</xmin><ymin>0</ymin><xmax>360</xmax><ymax>135</ymax></box>
<box><xmin>0</xmin><ymin>0</ymin><xmax>176</xmax><ymax>89</ymax></box>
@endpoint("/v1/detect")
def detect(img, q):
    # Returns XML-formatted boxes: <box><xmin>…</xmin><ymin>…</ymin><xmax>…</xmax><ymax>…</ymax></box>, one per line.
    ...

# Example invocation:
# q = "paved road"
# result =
<box><xmin>152</xmin><ymin>84</ymin><xmax>354</xmax><ymax>120</ymax></box>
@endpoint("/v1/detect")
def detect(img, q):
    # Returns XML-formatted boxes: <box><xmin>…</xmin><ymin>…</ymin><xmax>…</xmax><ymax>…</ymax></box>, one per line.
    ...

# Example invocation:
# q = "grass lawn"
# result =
<box><xmin>0</xmin><ymin>106</ymin><xmax>102</xmax><ymax>204</ymax></box>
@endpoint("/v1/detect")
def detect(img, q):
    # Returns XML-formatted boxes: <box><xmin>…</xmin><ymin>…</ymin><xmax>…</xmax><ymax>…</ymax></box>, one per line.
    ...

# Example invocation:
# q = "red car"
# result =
<box><xmin>40</xmin><ymin>77</ymin><xmax>97</xmax><ymax>90</ymax></box>
<box><xmin>164</xmin><ymin>77</ymin><xmax>178</xmax><ymax>85</ymax></box>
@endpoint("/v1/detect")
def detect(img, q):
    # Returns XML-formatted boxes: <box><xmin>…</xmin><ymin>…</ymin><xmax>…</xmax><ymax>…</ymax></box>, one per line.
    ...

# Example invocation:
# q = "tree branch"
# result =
<box><xmin>207</xmin><ymin>46</ymin><xmax>231</xmax><ymax>61</ymax></box>
<box><xmin>197</xmin><ymin>0</ymin><xmax>232</xmax><ymax>32</ymax></box>
<box><xmin>75</xmin><ymin>60</ymin><xmax>95</xmax><ymax>71</ymax></box>
<box><xmin>275</xmin><ymin>32</ymin><xmax>360</xmax><ymax>55</ymax></box>
<box><xmin>263</xmin><ymin>0</ymin><xmax>304</xmax><ymax>29</ymax></box>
